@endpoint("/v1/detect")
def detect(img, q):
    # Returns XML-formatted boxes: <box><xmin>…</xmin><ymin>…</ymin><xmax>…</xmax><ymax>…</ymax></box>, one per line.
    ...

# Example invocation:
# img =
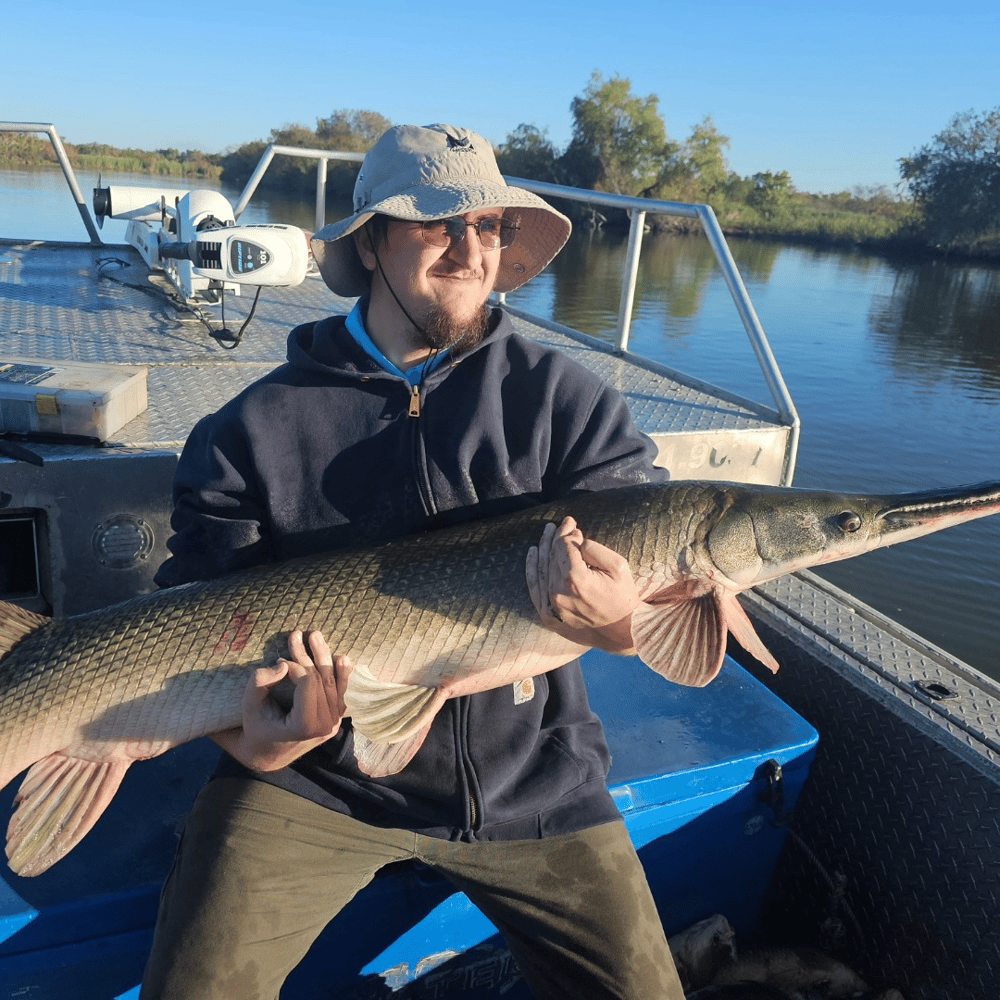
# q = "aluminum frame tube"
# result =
<box><xmin>232</xmin><ymin>145</ymin><xmax>365</xmax><ymax>228</ymax></box>
<box><xmin>695</xmin><ymin>204</ymin><xmax>800</xmax><ymax>481</ymax></box>
<box><xmin>0</xmin><ymin>122</ymin><xmax>103</xmax><ymax>244</ymax></box>
<box><xmin>616</xmin><ymin>210</ymin><xmax>646</xmax><ymax>352</ymax></box>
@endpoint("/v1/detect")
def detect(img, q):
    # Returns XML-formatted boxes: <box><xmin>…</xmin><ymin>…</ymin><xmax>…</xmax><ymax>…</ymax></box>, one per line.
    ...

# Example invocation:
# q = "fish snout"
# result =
<box><xmin>876</xmin><ymin>481</ymin><xmax>1000</xmax><ymax>537</ymax></box>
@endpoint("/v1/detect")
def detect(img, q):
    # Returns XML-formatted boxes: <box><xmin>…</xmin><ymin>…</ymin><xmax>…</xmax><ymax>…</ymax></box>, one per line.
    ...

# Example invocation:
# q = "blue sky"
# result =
<box><xmin>5</xmin><ymin>0</ymin><xmax>997</xmax><ymax>195</ymax></box>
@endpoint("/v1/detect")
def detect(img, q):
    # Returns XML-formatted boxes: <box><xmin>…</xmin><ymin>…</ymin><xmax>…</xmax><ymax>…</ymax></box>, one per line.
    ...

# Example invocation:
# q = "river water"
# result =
<box><xmin>3</xmin><ymin>169</ymin><xmax>999</xmax><ymax>679</ymax></box>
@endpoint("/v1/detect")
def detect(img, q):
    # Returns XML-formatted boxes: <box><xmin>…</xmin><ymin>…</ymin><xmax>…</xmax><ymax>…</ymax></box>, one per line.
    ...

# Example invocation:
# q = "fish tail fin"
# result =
<box><xmin>0</xmin><ymin>599</ymin><xmax>48</xmax><ymax>660</ymax></box>
<box><xmin>6</xmin><ymin>752</ymin><xmax>131</xmax><ymax>877</ymax></box>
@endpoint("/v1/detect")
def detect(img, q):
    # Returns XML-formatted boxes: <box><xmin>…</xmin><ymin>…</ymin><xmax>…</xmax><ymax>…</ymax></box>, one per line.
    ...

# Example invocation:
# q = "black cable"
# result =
<box><xmin>370</xmin><ymin>228</ymin><xmax>475</xmax><ymax>374</ymax></box>
<box><xmin>95</xmin><ymin>256</ymin><xmax>262</xmax><ymax>348</ymax></box>
<box><xmin>209</xmin><ymin>285</ymin><xmax>263</xmax><ymax>350</ymax></box>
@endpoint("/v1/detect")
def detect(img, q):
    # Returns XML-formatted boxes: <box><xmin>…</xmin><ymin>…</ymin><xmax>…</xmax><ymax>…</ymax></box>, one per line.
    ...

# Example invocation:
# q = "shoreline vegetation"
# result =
<box><xmin>4</xmin><ymin>83</ymin><xmax>998</xmax><ymax>262</ymax></box>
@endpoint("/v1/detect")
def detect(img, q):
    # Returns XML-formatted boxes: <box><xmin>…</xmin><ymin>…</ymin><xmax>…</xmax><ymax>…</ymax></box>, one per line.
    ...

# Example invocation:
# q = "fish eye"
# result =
<box><xmin>836</xmin><ymin>511</ymin><xmax>863</xmax><ymax>533</ymax></box>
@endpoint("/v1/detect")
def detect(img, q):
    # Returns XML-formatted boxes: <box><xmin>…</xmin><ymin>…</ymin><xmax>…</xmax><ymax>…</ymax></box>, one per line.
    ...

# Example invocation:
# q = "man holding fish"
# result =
<box><xmin>141</xmin><ymin>123</ymin><xmax>684</xmax><ymax>999</ymax></box>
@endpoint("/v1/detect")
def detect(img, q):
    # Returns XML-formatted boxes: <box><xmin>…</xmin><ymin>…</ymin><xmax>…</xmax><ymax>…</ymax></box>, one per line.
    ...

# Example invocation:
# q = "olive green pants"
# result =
<box><xmin>140</xmin><ymin>777</ymin><xmax>683</xmax><ymax>1000</ymax></box>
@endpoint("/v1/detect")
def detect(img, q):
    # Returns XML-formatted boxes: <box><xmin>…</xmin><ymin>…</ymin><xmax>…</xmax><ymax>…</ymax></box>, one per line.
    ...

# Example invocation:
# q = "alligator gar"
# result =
<box><xmin>2</xmin><ymin>479</ymin><xmax>999</xmax><ymax>875</ymax></box>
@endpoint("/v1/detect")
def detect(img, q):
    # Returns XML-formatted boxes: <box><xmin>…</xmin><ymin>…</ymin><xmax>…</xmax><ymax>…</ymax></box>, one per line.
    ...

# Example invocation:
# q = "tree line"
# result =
<box><xmin>0</xmin><ymin>132</ymin><xmax>221</xmax><ymax>179</ymax></box>
<box><xmin>4</xmin><ymin>74</ymin><xmax>998</xmax><ymax>257</ymax></box>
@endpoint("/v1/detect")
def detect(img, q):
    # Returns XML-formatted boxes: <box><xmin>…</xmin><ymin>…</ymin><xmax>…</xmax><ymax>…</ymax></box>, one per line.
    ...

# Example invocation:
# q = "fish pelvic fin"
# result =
<box><xmin>721</xmin><ymin>592</ymin><xmax>780</xmax><ymax>674</ymax></box>
<box><xmin>6</xmin><ymin>752</ymin><xmax>131</xmax><ymax>877</ymax></box>
<box><xmin>353</xmin><ymin>721</ymin><xmax>435</xmax><ymax>778</ymax></box>
<box><xmin>631</xmin><ymin>588</ymin><xmax>779</xmax><ymax>687</ymax></box>
<box><xmin>343</xmin><ymin>665</ymin><xmax>446</xmax><ymax>746</ymax></box>
<box><xmin>0</xmin><ymin>599</ymin><xmax>48</xmax><ymax>660</ymax></box>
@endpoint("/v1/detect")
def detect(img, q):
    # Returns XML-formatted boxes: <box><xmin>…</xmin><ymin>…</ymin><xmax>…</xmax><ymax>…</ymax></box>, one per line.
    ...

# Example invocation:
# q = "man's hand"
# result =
<box><xmin>212</xmin><ymin>629</ymin><xmax>350</xmax><ymax>772</ymax></box>
<box><xmin>526</xmin><ymin>516</ymin><xmax>639</xmax><ymax>654</ymax></box>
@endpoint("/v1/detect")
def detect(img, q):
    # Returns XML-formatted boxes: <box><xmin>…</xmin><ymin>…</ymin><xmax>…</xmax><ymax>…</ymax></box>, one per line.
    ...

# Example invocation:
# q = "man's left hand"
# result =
<box><xmin>526</xmin><ymin>516</ymin><xmax>639</xmax><ymax>652</ymax></box>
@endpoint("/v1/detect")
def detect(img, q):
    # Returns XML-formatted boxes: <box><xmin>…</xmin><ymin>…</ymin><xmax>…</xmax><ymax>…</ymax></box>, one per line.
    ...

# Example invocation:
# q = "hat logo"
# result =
<box><xmin>447</xmin><ymin>134</ymin><xmax>474</xmax><ymax>153</ymax></box>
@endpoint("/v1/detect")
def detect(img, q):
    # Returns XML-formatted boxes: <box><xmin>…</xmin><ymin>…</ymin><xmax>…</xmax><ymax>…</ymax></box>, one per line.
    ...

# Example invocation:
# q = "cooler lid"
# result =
<box><xmin>583</xmin><ymin>651</ymin><xmax>819</xmax><ymax>807</ymax></box>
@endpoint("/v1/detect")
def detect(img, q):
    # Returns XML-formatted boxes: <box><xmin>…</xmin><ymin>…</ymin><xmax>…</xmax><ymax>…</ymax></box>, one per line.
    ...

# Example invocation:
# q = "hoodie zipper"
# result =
<box><xmin>456</xmin><ymin>696</ymin><xmax>481</xmax><ymax>835</ymax></box>
<box><xmin>406</xmin><ymin>380</ymin><xmax>437</xmax><ymax>519</ymax></box>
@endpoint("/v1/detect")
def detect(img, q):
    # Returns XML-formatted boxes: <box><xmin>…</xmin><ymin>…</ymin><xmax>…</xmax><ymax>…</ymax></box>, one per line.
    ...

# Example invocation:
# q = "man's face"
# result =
<box><xmin>366</xmin><ymin>209</ymin><xmax>504</xmax><ymax>340</ymax></box>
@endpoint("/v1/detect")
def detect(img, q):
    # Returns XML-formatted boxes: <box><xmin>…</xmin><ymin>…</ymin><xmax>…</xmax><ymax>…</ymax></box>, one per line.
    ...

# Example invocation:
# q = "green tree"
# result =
<box><xmin>747</xmin><ymin>171</ymin><xmax>793</xmax><ymax>219</ymax></box>
<box><xmin>496</xmin><ymin>124</ymin><xmax>559</xmax><ymax>183</ymax></box>
<box><xmin>679</xmin><ymin>116</ymin><xmax>730</xmax><ymax>198</ymax></box>
<box><xmin>220</xmin><ymin>109</ymin><xmax>390</xmax><ymax>197</ymax></box>
<box><xmin>645</xmin><ymin>116</ymin><xmax>728</xmax><ymax>204</ymax></box>
<box><xmin>565</xmin><ymin>72</ymin><xmax>667</xmax><ymax>196</ymax></box>
<box><xmin>900</xmin><ymin>107</ymin><xmax>1000</xmax><ymax>249</ymax></box>
<box><xmin>316</xmin><ymin>110</ymin><xmax>391</xmax><ymax>151</ymax></box>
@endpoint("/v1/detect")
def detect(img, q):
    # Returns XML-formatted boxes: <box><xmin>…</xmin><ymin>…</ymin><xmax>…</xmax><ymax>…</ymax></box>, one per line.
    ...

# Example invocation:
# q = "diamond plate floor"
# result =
<box><xmin>1</xmin><ymin>241</ymin><xmax>791</xmax><ymax>467</ymax></box>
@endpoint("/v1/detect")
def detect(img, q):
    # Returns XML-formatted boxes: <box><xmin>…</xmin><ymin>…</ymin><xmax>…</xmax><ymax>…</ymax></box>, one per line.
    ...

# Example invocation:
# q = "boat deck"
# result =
<box><xmin>5</xmin><ymin>235</ymin><xmax>1000</xmax><ymax>999</ymax></box>
<box><xmin>1</xmin><ymin>240</ymin><xmax>792</xmax><ymax>476</ymax></box>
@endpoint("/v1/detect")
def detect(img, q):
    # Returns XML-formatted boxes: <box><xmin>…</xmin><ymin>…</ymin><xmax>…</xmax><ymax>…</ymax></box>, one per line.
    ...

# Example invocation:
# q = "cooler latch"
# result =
<box><xmin>761</xmin><ymin>758</ymin><xmax>787</xmax><ymax>827</ymax></box>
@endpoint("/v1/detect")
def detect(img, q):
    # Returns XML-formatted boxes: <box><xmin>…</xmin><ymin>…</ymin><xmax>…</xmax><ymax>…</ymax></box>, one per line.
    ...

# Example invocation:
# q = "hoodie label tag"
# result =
<box><xmin>513</xmin><ymin>678</ymin><xmax>535</xmax><ymax>705</ymax></box>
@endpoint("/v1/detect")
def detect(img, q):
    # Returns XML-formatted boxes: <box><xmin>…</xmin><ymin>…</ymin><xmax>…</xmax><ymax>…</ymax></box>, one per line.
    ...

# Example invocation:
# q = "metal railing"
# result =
<box><xmin>1</xmin><ymin>121</ymin><xmax>104</xmax><ymax>244</ymax></box>
<box><xmin>231</xmin><ymin>145</ymin><xmax>365</xmax><ymax>231</ymax></box>
<box><xmin>233</xmin><ymin>145</ymin><xmax>798</xmax><ymax>453</ymax></box>
<box><xmin>498</xmin><ymin>177</ymin><xmax>800</xmax><ymax>453</ymax></box>
<box><xmin>1</xmin><ymin>126</ymin><xmax>799</xmax><ymax>474</ymax></box>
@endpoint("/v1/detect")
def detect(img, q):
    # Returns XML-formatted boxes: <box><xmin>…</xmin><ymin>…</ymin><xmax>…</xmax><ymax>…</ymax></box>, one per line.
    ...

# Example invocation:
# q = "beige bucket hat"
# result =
<box><xmin>310</xmin><ymin>123</ymin><xmax>571</xmax><ymax>296</ymax></box>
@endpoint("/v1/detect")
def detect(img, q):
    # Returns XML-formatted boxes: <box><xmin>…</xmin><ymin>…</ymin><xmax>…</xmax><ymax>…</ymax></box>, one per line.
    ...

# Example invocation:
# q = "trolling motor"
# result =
<box><xmin>93</xmin><ymin>184</ymin><xmax>309</xmax><ymax>305</ymax></box>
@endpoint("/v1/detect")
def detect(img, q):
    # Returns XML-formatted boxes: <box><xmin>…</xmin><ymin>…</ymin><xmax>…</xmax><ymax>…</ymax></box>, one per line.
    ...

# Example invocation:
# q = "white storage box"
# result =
<box><xmin>0</xmin><ymin>358</ymin><xmax>148</xmax><ymax>441</ymax></box>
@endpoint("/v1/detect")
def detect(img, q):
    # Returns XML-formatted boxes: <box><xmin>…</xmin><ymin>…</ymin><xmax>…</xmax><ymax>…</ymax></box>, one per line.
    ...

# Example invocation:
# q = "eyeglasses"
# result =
<box><xmin>417</xmin><ymin>216</ymin><xmax>519</xmax><ymax>251</ymax></box>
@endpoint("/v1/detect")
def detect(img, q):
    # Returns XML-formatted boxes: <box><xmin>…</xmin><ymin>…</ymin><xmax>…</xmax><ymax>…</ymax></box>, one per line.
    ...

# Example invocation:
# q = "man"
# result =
<box><xmin>142</xmin><ymin>123</ymin><xmax>684</xmax><ymax>1000</ymax></box>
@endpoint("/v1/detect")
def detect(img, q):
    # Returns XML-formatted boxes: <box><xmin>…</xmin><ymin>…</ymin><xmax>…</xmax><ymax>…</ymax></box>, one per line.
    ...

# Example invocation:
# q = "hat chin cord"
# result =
<box><xmin>372</xmin><ymin>249</ymin><xmax>427</xmax><ymax>339</ymax></box>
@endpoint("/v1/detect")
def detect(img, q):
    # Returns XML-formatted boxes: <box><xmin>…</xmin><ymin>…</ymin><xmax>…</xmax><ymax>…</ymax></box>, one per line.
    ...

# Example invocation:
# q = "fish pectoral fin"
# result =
<box><xmin>343</xmin><ymin>665</ymin><xmax>445</xmax><ymax>746</ymax></box>
<box><xmin>719</xmin><ymin>592</ymin><xmax>780</xmax><ymax>674</ymax></box>
<box><xmin>352</xmin><ymin>720</ymin><xmax>435</xmax><ymax>778</ymax></box>
<box><xmin>6</xmin><ymin>752</ymin><xmax>131</xmax><ymax>877</ymax></box>
<box><xmin>631</xmin><ymin>594</ymin><xmax>728</xmax><ymax>688</ymax></box>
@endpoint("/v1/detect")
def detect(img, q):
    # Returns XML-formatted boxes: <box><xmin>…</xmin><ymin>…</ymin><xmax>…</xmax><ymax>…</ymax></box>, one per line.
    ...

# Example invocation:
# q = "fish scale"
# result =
<box><xmin>2</xmin><ymin>478</ymin><xmax>1000</xmax><ymax>876</ymax></box>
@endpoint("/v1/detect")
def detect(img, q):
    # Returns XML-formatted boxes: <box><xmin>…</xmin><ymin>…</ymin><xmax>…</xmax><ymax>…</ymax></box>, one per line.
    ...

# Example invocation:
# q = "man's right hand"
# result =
<box><xmin>212</xmin><ymin>629</ymin><xmax>350</xmax><ymax>772</ymax></box>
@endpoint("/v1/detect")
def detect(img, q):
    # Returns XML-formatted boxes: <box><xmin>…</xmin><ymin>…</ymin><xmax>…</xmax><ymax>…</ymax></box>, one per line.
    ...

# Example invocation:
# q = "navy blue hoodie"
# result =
<box><xmin>156</xmin><ymin>307</ymin><xmax>669</xmax><ymax>841</ymax></box>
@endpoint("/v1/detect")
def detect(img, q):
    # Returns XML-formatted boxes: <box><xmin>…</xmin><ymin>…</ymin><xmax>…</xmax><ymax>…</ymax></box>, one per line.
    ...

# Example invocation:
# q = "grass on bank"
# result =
<box><xmin>0</xmin><ymin>133</ymin><xmax>221</xmax><ymax>180</ymax></box>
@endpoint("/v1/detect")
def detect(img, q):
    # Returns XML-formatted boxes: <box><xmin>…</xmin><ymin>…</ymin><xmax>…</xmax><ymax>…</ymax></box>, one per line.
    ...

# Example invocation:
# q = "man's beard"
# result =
<box><xmin>420</xmin><ymin>303</ymin><xmax>490</xmax><ymax>354</ymax></box>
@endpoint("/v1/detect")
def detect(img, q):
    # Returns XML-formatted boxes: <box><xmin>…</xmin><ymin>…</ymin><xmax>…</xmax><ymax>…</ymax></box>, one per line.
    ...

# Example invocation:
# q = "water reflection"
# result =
<box><xmin>725</xmin><ymin>238</ymin><xmax>782</xmax><ymax>286</ymax></box>
<box><xmin>868</xmin><ymin>258</ymin><xmax>1000</xmax><ymax>393</ymax></box>
<box><xmin>531</xmin><ymin>231</ymin><xmax>766</xmax><ymax>342</ymax></box>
